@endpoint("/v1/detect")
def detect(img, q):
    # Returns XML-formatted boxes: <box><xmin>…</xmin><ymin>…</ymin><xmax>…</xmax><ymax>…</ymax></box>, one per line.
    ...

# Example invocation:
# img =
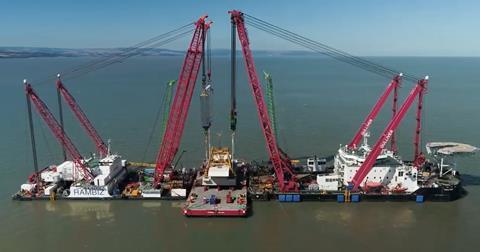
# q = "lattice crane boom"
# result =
<box><xmin>263</xmin><ymin>71</ymin><xmax>278</xmax><ymax>140</ymax></box>
<box><xmin>350</xmin><ymin>77</ymin><xmax>428</xmax><ymax>191</ymax></box>
<box><xmin>230</xmin><ymin>10</ymin><xmax>297</xmax><ymax>192</ymax></box>
<box><xmin>25</xmin><ymin>82</ymin><xmax>93</xmax><ymax>182</ymax></box>
<box><xmin>153</xmin><ymin>16</ymin><xmax>211</xmax><ymax>187</ymax></box>
<box><xmin>56</xmin><ymin>77</ymin><xmax>109</xmax><ymax>157</ymax></box>
<box><xmin>347</xmin><ymin>74</ymin><xmax>402</xmax><ymax>150</ymax></box>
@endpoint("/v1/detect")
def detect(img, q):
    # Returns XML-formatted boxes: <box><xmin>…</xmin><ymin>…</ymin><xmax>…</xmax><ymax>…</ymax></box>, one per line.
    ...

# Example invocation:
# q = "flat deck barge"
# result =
<box><xmin>183</xmin><ymin>147</ymin><xmax>248</xmax><ymax>217</ymax></box>
<box><xmin>183</xmin><ymin>186</ymin><xmax>247</xmax><ymax>216</ymax></box>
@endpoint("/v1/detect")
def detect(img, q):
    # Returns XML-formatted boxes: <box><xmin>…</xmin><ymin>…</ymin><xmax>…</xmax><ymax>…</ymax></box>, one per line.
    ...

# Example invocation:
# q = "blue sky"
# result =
<box><xmin>1</xmin><ymin>0</ymin><xmax>479</xmax><ymax>56</ymax></box>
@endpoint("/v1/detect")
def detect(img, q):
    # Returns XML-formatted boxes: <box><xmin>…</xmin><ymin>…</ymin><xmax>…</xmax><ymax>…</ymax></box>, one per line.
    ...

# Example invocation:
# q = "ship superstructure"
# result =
<box><xmin>202</xmin><ymin>147</ymin><xmax>237</xmax><ymax>186</ymax></box>
<box><xmin>321</xmin><ymin>135</ymin><xmax>419</xmax><ymax>193</ymax></box>
<box><xmin>19</xmin><ymin>153</ymin><xmax>127</xmax><ymax>199</ymax></box>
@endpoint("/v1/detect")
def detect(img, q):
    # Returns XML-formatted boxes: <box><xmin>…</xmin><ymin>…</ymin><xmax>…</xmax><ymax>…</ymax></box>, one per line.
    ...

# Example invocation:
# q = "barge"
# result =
<box><xmin>13</xmin><ymin>154</ymin><xmax>127</xmax><ymax>200</ymax></box>
<box><xmin>12</xmin><ymin>156</ymin><xmax>195</xmax><ymax>201</ymax></box>
<box><xmin>183</xmin><ymin>147</ymin><xmax>248</xmax><ymax>217</ymax></box>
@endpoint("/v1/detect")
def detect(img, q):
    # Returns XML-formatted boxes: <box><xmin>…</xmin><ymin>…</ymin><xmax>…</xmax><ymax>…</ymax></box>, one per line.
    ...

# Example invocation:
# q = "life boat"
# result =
<box><xmin>363</xmin><ymin>181</ymin><xmax>383</xmax><ymax>192</ymax></box>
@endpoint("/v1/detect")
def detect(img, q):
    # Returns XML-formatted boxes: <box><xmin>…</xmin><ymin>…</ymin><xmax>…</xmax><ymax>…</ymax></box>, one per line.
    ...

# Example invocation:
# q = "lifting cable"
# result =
<box><xmin>23</xmin><ymin>108</ymin><xmax>30</xmax><ymax>171</ymax></box>
<box><xmin>243</xmin><ymin>13</ymin><xmax>421</xmax><ymax>82</ymax></box>
<box><xmin>68</xmin><ymin>23</ymin><xmax>194</xmax><ymax>73</ymax></box>
<box><xmin>37</xmin><ymin>115</ymin><xmax>55</xmax><ymax>162</ymax></box>
<box><xmin>245</xmin><ymin>18</ymin><xmax>398</xmax><ymax>80</ymax></box>
<box><xmin>140</xmin><ymin>81</ymin><xmax>172</xmax><ymax>164</ymax></box>
<box><xmin>245</xmin><ymin>19</ymin><xmax>394</xmax><ymax>80</ymax></box>
<box><xmin>63</xmin><ymin>29</ymin><xmax>194</xmax><ymax>81</ymax></box>
<box><xmin>34</xmin><ymin>22</ymin><xmax>195</xmax><ymax>85</ymax></box>
<box><xmin>207</xmin><ymin>29</ymin><xmax>212</xmax><ymax>80</ymax></box>
<box><xmin>24</xmin><ymin>22</ymin><xmax>196</xmax><ymax>165</ymax></box>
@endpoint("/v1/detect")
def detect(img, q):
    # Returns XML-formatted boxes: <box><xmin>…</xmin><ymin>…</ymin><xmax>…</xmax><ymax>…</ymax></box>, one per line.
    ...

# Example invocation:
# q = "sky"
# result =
<box><xmin>1</xmin><ymin>0</ymin><xmax>479</xmax><ymax>56</ymax></box>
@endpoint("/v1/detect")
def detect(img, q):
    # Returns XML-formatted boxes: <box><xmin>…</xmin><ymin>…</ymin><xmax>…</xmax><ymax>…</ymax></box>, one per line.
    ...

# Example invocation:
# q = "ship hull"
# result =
<box><xmin>183</xmin><ymin>208</ymin><xmax>247</xmax><ymax>217</ymax></box>
<box><xmin>267</xmin><ymin>184</ymin><xmax>464</xmax><ymax>202</ymax></box>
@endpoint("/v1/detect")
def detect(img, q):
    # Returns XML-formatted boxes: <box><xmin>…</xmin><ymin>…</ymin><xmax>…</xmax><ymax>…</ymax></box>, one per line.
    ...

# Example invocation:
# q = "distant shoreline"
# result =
<box><xmin>0</xmin><ymin>47</ymin><xmax>185</xmax><ymax>59</ymax></box>
<box><xmin>0</xmin><ymin>47</ymin><xmax>477</xmax><ymax>59</ymax></box>
<box><xmin>0</xmin><ymin>47</ymin><xmax>316</xmax><ymax>59</ymax></box>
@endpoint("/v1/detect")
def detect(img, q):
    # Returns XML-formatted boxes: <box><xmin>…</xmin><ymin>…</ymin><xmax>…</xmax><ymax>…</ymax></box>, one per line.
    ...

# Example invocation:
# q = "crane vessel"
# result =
<box><xmin>14</xmin><ymin>78</ymin><xmax>127</xmax><ymax>200</ymax></box>
<box><xmin>13</xmin><ymin>11</ymin><xmax>477</xmax><ymax>216</ymax></box>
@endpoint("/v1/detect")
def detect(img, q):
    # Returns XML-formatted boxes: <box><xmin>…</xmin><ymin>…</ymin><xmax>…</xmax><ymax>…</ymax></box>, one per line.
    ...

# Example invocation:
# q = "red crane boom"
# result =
<box><xmin>153</xmin><ymin>16</ymin><xmax>211</xmax><ymax>187</ymax></box>
<box><xmin>413</xmin><ymin>82</ymin><xmax>426</xmax><ymax>167</ymax></box>
<box><xmin>25</xmin><ymin>82</ymin><xmax>94</xmax><ymax>182</ymax></box>
<box><xmin>347</xmin><ymin>74</ymin><xmax>402</xmax><ymax>150</ymax></box>
<box><xmin>350</xmin><ymin>77</ymin><xmax>428</xmax><ymax>191</ymax></box>
<box><xmin>230</xmin><ymin>10</ymin><xmax>297</xmax><ymax>192</ymax></box>
<box><xmin>56</xmin><ymin>77</ymin><xmax>109</xmax><ymax>157</ymax></box>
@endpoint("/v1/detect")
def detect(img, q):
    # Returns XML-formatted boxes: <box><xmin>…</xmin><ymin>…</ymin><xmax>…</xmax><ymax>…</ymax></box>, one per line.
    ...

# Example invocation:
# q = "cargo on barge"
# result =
<box><xmin>184</xmin><ymin>147</ymin><xmax>248</xmax><ymax>217</ymax></box>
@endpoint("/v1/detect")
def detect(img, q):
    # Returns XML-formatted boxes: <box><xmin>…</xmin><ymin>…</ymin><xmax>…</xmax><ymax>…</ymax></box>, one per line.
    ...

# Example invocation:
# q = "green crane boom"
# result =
<box><xmin>160</xmin><ymin>80</ymin><xmax>177</xmax><ymax>137</ymax></box>
<box><xmin>263</xmin><ymin>71</ymin><xmax>278</xmax><ymax>139</ymax></box>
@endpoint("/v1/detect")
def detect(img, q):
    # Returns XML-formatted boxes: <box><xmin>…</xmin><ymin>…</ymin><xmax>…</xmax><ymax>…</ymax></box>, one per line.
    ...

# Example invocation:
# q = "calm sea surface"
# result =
<box><xmin>0</xmin><ymin>56</ymin><xmax>479</xmax><ymax>251</ymax></box>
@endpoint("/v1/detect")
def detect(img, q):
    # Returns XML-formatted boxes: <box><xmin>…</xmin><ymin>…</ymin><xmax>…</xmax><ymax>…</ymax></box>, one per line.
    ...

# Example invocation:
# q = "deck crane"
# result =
<box><xmin>160</xmin><ymin>80</ymin><xmax>177</xmax><ymax>137</ymax></box>
<box><xmin>263</xmin><ymin>71</ymin><xmax>278</xmax><ymax>140</ymax></box>
<box><xmin>350</xmin><ymin>77</ymin><xmax>429</xmax><ymax>191</ymax></box>
<box><xmin>55</xmin><ymin>75</ymin><xmax>109</xmax><ymax>157</ymax></box>
<box><xmin>230</xmin><ymin>14</ymin><xmax>237</xmax><ymax>159</ymax></box>
<box><xmin>229</xmin><ymin>10</ymin><xmax>297</xmax><ymax>192</ymax></box>
<box><xmin>347</xmin><ymin>74</ymin><xmax>402</xmax><ymax>150</ymax></box>
<box><xmin>24</xmin><ymin>81</ymin><xmax>94</xmax><ymax>182</ymax></box>
<box><xmin>153</xmin><ymin>16</ymin><xmax>211</xmax><ymax>188</ymax></box>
